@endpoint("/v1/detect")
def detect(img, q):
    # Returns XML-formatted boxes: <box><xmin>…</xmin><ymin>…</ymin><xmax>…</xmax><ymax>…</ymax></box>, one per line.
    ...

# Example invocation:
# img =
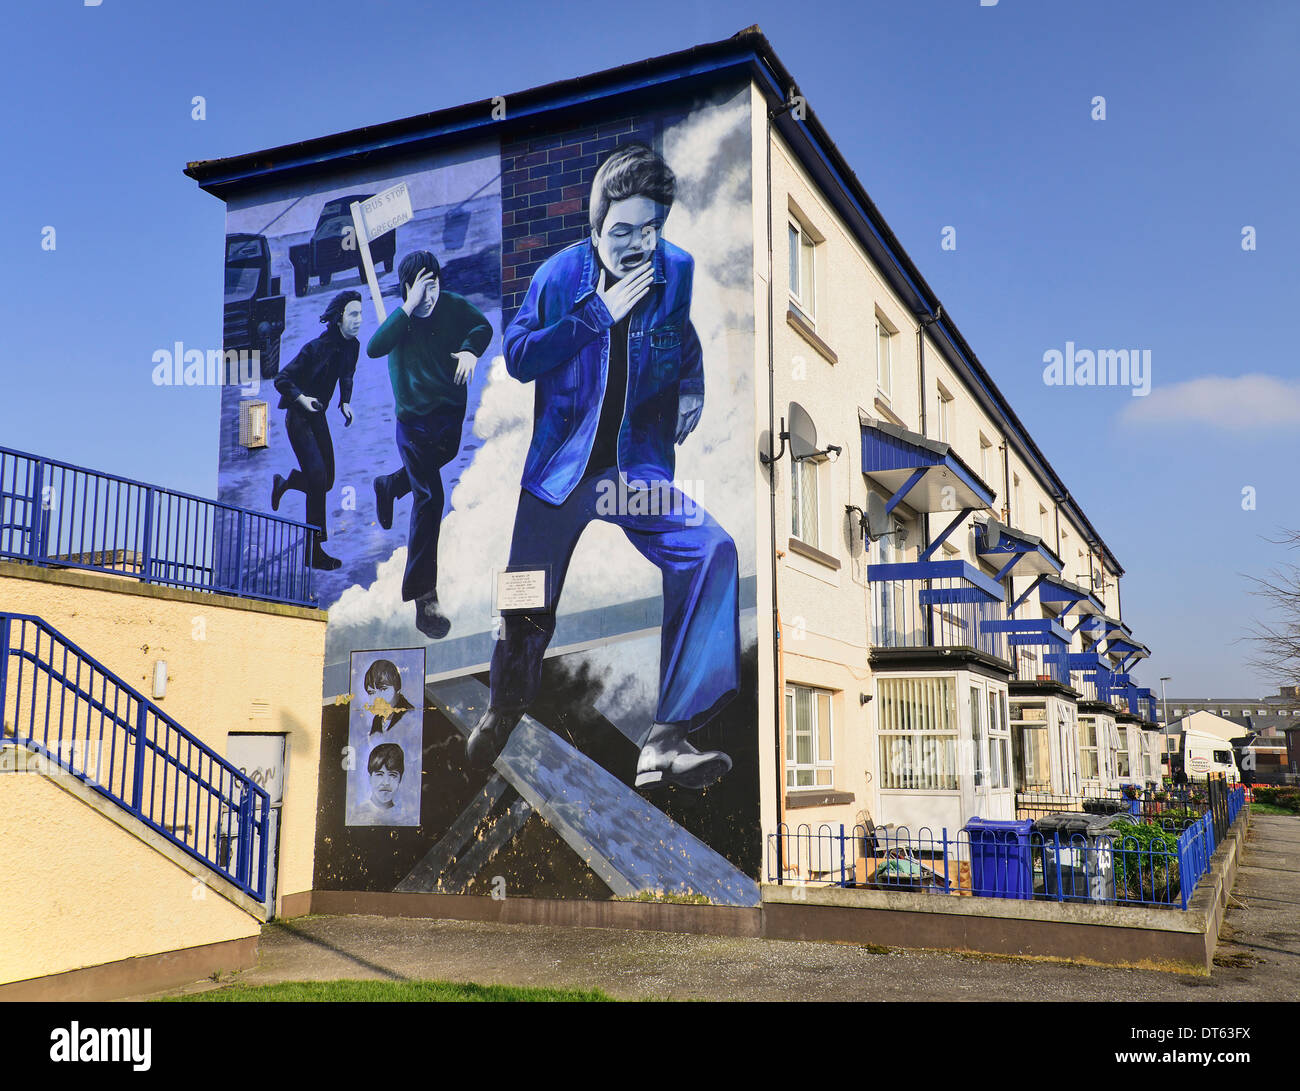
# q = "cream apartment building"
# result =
<box><xmin>744</xmin><ymin>59</ymin><xmax>1160</xmax><ymax>852</ymax></box>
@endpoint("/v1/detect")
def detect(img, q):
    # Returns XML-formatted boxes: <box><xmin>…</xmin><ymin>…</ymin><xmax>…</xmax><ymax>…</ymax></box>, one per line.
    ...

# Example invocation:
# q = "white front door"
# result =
<box><xmin>226</xmin><ymin>733</ymin><xmax>287</xmax><ymax>916</ymax></box>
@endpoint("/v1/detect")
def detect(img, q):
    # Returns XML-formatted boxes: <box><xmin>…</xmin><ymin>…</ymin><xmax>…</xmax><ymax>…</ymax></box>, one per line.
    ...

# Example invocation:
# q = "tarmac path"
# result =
<box><xmin>150</xmin><ymin>813</ymin><xmax>1300</xmax><ymax>1003</ymax></box>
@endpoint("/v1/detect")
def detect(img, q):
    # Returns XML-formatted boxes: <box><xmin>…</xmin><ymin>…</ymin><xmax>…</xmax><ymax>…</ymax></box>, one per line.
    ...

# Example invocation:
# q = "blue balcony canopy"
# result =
<box><xmin>974</xmin><ymin>519</ymin><xmax>1063</xmax><ymax>579</ymax></box>
<box><xmin>867</xmin><ymin>559</ymin><xmax>1004</xmax><ymax>604</ymax></box>
<box><xmin>1067</xmin><ymin>651</ymin><xmax>1108</xmax><ymax>673</ymax></box>
<box><xmin>860</xmin><ymin>417</ymin><xmax>995</xmax><ymax>514</ymax></box>
<box><xmin>1079</xmin><ymin>614</ymin><xmax>1125</xmax><ymax>643</ymax></box>
<box><xmin>1028</xmin><ymin>574</ymin><xmax>1105</xmax><ymax>618</ymax></box>
<box><xmin>982</xmin><ymin>618</ymin><xmax>1071</xmax><ymax>645</ymax></box>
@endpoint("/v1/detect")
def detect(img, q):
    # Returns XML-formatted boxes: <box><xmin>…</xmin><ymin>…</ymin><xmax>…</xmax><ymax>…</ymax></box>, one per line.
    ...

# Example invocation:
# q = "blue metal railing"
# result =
<box><xmin>870</xmin><ymin>573</ymin><xmax>1009</xmax><ymax>661</ymax></box>
<box><xmin>0</xmin><ymin>444</ymin><xmax>316</xmax><ymax>607</ymax></box>
<box><xmin>0</xmin><ymin>612</ymin><xmax>270</xmax><ymax>901</ymax></box>
<box><xmin>770</xmin><ymin>786</ymin><xmax>1247</xmax><ymax>910</ymax></box>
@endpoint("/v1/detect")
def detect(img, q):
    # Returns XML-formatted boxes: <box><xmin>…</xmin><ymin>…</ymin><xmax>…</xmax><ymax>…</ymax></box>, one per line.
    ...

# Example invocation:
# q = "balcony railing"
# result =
<box><xmin>1010</xmin><ymin>639</ymin><xmax>1070</xmax><ymax>686</ymax></box>
<box><xmin>869</xmin><ymin>561</ymin><xmax>1008</xmax><ymax>662</ymax></box>
<box><xmin>1071</xmin><ymin>671</ymin><xmax>1099</xmax><ymax>703</ymax></box>
<box><xmin>0</xmin><ymin>445</ymin><xmax>316</xmax><ymax>607</ymax></box>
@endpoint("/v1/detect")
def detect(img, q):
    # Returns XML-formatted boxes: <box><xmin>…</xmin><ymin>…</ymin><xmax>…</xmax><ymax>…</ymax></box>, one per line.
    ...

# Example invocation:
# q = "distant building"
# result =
<box><xmin>1161</xmin><ymin>688</ymin><xmax>1299</xmax><ymax>782</ymax></box>
<box><xmin>1164</xmin><ymin>686</ymin><xmax>1300</xmax><ymax>738</ymax></box>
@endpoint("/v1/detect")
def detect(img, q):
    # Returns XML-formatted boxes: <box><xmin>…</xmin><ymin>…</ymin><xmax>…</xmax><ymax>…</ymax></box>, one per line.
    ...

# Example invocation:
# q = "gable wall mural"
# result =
<box><xmin>216</xmin><ymin>79</ymin><xmax>760</xmax><ymax>904</ymax></box>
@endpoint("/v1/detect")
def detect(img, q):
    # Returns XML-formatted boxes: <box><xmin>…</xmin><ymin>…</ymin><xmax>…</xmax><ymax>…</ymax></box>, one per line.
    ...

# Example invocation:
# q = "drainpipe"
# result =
<box><xmin>1000</xmin><ymin>435</ymin><xmax>1011</xmax><ymax>525</ymax></box>
<box><xmin>766</xmin><ymin>94</ymin><xmax>796</xmax><ymax>876</ymax></box>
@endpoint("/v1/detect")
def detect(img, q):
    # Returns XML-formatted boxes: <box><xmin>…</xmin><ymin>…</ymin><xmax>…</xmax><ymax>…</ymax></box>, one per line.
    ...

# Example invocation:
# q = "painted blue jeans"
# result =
<box><xmin>489</xmin><ymin>470</ymin><xmax>740</xmax><ymax>731</ymax></box>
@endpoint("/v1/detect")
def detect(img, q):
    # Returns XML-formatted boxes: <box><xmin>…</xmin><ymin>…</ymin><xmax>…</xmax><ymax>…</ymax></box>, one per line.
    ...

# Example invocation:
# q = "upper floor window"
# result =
<box><xmin>876</xmin><ymin>316</ymin><xmax>894</xmax><ymax>400</ymax></box>
<box><xmin>979</xmin><ymin>433</ymin><xmax>993</xmax><ymax>485</ymax></box>
<box><xmin>788</xmin><ymin>218</ymin><xmax>816</xmax><ymax>322</ymax></box>
<box><xmin>791</xmin><ymin>457</ymin><xmax>820</xmax><ymax>549</ymax></box>
<box><xmin>936</xmin><ymin>382</ymin><xmax>954</xmax><ymax>443</ymax></box>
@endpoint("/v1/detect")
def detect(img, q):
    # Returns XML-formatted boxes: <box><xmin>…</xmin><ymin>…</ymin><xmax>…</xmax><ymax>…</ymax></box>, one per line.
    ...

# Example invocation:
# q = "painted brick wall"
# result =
<box><xmin>500</xmin><ymin>115</ymin><xmax>659</xmax><ymax>322</ymax></box>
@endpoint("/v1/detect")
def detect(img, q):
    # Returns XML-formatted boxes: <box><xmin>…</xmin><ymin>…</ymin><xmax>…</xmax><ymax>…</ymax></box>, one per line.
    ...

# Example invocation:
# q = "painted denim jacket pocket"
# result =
<box><xmin>647</xmin><ymin>325</ymin><xmax>683</xmax><ymax>388</ymax></box>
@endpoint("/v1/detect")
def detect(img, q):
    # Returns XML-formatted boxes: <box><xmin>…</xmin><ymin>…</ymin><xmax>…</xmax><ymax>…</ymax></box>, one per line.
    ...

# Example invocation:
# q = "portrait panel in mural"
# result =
<box><xmin>345</xmin><ymin>649</ymin><xmax>425</xmax><ymax>827</ymax></box>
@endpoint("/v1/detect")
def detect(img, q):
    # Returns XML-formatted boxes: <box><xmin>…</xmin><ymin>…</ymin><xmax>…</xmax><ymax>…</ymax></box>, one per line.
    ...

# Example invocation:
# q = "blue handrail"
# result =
<box><xmin>0</xmin><ymin>612</ymin><xmax>270</xmax><ymax>901</ymax></box>
<box><xmin>0</xmin><ymin>444</ymin><xmax>316</xmax><ymax>608</ymax></box>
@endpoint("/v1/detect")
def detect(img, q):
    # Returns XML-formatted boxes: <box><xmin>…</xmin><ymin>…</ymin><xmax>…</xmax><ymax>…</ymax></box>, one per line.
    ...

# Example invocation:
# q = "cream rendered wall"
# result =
<box><xmin>756</xmin><ymin>106</ymin><xmax>943</xmax><ymax>838</ymax></box>
<box><xmin>0</xmin><ymin>773</ymin><xmax>259</xmax><ymax>984</ymax></box>
<box><xmin>750</xmin><ymin>81</ymin><xmax>1131</xmax><ymax>844</ymax></box>
<box><xmin>0</xmin><ymin>565</ymin><xmax>326</xmax><ymax>914</ymax></box>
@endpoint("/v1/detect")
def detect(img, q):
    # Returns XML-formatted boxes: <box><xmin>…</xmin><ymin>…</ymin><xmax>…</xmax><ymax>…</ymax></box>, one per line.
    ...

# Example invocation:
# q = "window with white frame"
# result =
<box><xmin>936</xmin><ymin>382</ymin><xmax>954</xmax><ymax>443</ymax></box>
<box><xmin>1011</xmin><ymin>700</ymin><xmax>1051</xmax><ymax>792</ymax></box>
<box><xmin>872</xmin><ymin>511</ymin><xmax>908</xmax><ymax>647</ymax></box>
<box><xmin>1079</xmin><ymin>715</ymin><xmax>1100</xmax><ymax>779</ymax></box>
<box><xmin>1057</xmin><ymin>703</ymin><xmax>1080</xmax><ymax>796</ymax></box>
<box><xmin>970</xmin><ymin>685</ymin><xmax>987</xmax><ymax>788</ymax></box>
<box><xmin>788</xmin><ymin>218</ymin><xmax>816</xmax><ymax>322</ymax></box>
<box><xmin>1038</xmin><ymin>504</ymin><xmax>1048</xmax><ymax>539</ymax></box>
<box><xmin>988</xmin><ymin>688</ymin><xmax>1011</xmax><ymax>789</ymax></box>
<box><xmin>1117</xmin><ymin>726</ymin><xmax>1132</xmax><ymax>778</ymax></box>
<box><xmin>876</xmin><ymin>315</ymin><xmax>894</xmax><ymax>400</ymax></box>
<box><xmin>877</xmin><ymin>676</ymin><xmax>958</xmax><ymax>790</ymax></box>
<box><xmin>786</xmin><ymin>684</ymin><xmax>834</xmax><ymax>789</ymax></box>
<box><xmin>790</xmin><ymin>458</ymin><xmax>820</xmax><ymax>548</ymax></box>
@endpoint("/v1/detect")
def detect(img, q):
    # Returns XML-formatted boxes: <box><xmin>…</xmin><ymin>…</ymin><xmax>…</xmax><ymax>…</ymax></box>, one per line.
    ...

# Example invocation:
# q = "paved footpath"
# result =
<box><xmin>149</xmin><ymin>814</ymin><xmax>1300</xmax><ymax>1003</ymax></box>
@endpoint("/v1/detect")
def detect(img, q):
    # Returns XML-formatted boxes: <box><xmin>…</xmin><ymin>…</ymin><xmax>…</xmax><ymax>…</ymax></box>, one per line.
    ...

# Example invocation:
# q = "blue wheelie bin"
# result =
<box><xmin>963</xmin><ymin>817</ymin><xmax>1034</xmax><ymax>899</ymax></box>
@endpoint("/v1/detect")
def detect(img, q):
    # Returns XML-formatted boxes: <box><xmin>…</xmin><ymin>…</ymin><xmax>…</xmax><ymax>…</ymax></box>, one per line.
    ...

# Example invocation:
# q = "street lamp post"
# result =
<box><xmin>1160</xmin><ymin>676</ymin><xmax>1172</xmax><ymax>785</ymax></box>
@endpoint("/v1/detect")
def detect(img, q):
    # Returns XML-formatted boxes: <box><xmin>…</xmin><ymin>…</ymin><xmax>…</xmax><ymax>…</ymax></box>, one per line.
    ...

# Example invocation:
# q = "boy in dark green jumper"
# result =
<box><xmin>367</xmin><ymin>251</ymin><xmax>492</xmax><ymax>639</ymax></box>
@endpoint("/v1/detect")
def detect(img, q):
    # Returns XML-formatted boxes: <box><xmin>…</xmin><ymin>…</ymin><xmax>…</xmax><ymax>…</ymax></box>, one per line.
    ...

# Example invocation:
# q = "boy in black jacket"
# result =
<box><xmin>271</xmin><ymin>290</ymin><xmax>363</xmax><ymax>570</ymax></box>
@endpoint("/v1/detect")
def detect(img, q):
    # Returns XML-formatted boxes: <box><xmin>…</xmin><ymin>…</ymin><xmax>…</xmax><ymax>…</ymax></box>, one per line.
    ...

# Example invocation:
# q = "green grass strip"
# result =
<box><xmin>165</xmin><ymin>979</ymin><xmax>613</xmax><ymax>1002</ymax></box>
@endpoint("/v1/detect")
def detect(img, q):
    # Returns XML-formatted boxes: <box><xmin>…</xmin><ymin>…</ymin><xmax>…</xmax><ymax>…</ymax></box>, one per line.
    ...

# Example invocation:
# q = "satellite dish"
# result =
<box><xmin>787</xmin><ymin>402</ymin><xmax>819</xmax><ymax>461</ymax></box>
<box><xmin>983</xmin><ymin>520</ymin><xmax>1002</xmax><ymax>552</ymax></box>
<box><xmin>865</xmin><ymin>493</ymin><xmax>891</xmax><ymax>542</ymax></box>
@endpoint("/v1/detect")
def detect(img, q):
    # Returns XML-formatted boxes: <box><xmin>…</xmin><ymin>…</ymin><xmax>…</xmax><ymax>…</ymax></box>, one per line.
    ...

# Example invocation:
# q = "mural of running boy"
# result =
<box><xmin>367</xmin><ymin>252</ymin><xmax>493</xmax><ymax>639</ymax></box>
<box><xmin>466</xmin><ymin>143</ymin><xmax>741</xmax><ymax>791</ymax></box>
<box><xmin>270</xmin><ymin>290</ymin><xmax>363</xmax><ymax>571</ymax></box>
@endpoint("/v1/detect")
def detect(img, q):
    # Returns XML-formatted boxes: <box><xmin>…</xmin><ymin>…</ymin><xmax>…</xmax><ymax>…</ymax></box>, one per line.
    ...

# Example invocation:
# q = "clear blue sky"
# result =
<box><xmin>3</xmin><ymin>0</ymin><xmax>1298</xmax><ymax>696</ymax></box>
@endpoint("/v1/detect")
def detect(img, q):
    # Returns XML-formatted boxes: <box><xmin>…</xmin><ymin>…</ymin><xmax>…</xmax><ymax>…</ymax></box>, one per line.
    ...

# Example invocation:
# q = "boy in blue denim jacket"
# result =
<box><xmin>466</xmin><ymin>144</ymin><xmax>740</xmax><ymax>791</ymax></box>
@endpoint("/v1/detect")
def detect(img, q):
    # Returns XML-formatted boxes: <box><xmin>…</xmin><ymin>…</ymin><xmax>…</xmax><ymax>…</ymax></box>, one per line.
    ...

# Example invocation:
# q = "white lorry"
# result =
<box><xmin>1180</xmin><ymin>727</ymin><xmax>1241</xmax><ymax>783</ymax></box>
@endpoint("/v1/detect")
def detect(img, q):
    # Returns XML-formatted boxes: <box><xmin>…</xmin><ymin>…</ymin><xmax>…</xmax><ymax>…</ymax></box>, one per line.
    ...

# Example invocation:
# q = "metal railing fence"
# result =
<box><xmin>0</xmin><ymin>444</ymin><xmax>316</xmax><ymax>607</ymax></box>
<box><xmin>769</xmin><ymin>784</ymin><xmax>1246</xmax><ymax>912</ymax></box>
<box><xmin>0</xmin><ymin>612</ymin><xmax>270</xmax><ymax>901</ymax></box>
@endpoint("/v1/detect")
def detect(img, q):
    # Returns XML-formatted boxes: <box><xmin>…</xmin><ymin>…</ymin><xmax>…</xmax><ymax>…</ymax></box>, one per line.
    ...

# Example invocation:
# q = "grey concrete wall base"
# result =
<box><xmin>762</xmin><ymin>806</ymin><xmax>1251</xmax><ymax>974</ymax></box>
<box><xmin>302</xmin><ymin>890</ymin><xmax>763</xmax><ymax>938</ymax></box>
